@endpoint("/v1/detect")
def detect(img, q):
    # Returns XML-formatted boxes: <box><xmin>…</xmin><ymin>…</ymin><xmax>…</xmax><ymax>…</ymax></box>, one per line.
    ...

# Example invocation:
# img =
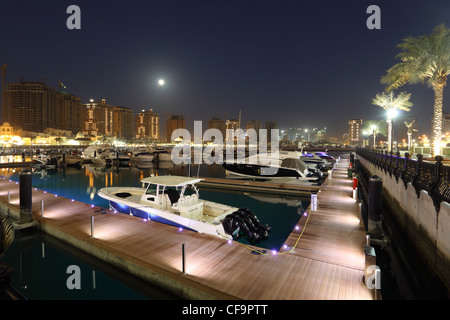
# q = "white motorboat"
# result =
<box><xmin>314</xmin><ymin>152</ymin><xmax>337</xmax><ymax>164</ymax></box>
<box><xmin>300</xmin><ymin>153</ymin><xmax>334</xmax><ymax>171</ymax></box>
<box><xmin>33</xmin><ymin>154</ymin><xmax>57</xmax><ymax>169</ymax></box>
<box><xmin>152</xmin><ymin>147</ymin><xmax>172</xmax><ymax>162</ymax></box>
<box><xmin>83</xmin><ymin>145</ymin><xmax>115</xmax><ymax>159</ymax></box>
<box><xmin>130</xmin><ymin>148</ymin><xmax>154</xmax><ymax>162</ymax></box>
<box><xmin>97</xmin><ymin>175</ymin><xmax>270</xmax><ymax>244</ymax></box>
<box><xmin>60</xmin><ymin>154</ymin><xmax>83</xmax><ymax>166</ymax></box>
<box><xmin>222</xmin><ymin>152</ymin><xmax>323</xmax><ymax>183</ymax></box>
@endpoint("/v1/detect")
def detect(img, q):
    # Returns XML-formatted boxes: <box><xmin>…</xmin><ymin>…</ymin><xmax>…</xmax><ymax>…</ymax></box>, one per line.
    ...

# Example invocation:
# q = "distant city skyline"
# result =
<box><xmin>2</xmin><ymin>1</ymin><xmax>450</xmax><ymax>140</ymax></box>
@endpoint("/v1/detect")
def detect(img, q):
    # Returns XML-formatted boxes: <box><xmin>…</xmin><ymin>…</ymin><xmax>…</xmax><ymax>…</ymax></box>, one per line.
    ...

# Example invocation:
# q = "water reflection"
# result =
<box><xmin>2</xmin><ymin>228</ymin><xmax>180</xmax><ymax>300</ymax></box>
<box><xmin>2</xmin><ymin>162</ymin><xmax>309</xmax><ymax>251</ymax></box>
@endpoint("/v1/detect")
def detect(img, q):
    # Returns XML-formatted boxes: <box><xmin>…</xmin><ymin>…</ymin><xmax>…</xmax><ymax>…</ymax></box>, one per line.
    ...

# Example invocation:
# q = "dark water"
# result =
<box><xmin>1</xmin><ymin>162</ymin><xmax>309</xmax><ymax>299</ymax></box>
<box><xmin>2</xmin><ymin>229</ymin><xmax>180</xmax><ymax>300</ymax></box>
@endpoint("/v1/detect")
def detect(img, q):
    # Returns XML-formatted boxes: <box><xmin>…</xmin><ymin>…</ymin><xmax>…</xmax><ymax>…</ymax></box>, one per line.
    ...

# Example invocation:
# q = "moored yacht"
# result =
<box><xmin>130</xmin><ymin>148</ymin><xmax>154</xmax><ymax>162</ymax></box>
<box><xmin>300</xmin><ymin>153</ymin><xmax>334</xmax><ymax>171</ymax></box>
<box><xmin>152</xmin><ymin>147</ymin><xmax>172</xmax><ymax>162</ymax></box>
<box><xmin>222</xmin><ymin>153</ymin><xmax>323</xmax><ymax>183</ymax></box>
<box><xmin>97</xmin><ymin>176</ymin><xmax>270</xmax><ymax>244</ymax></box>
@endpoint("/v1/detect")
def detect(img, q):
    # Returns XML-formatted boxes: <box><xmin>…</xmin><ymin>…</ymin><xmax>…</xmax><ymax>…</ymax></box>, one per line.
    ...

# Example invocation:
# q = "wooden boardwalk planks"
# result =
<box><xmin>0</xmin><ymin>159</ymin><xmax>372</xmax><ymax>300</ymax></box>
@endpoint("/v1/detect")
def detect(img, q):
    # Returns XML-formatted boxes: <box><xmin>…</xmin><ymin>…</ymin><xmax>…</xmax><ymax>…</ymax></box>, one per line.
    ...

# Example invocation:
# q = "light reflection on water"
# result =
<box><xmin>1</xmin><ymin>162</ymin><xmax>309</xmax><ymax>299</ymax></box>
<box><xmin>2</xmin><ymin>163</ymin><xmax>308</xmax><ymax>251</ymax></box>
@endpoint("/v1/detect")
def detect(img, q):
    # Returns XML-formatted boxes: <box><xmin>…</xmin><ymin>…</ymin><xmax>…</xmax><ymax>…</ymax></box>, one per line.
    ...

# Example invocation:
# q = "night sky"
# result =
<box><xmin>1</xmin><ymin>0</ymin><xmax>450</xmax><ymax>139</ymax></box>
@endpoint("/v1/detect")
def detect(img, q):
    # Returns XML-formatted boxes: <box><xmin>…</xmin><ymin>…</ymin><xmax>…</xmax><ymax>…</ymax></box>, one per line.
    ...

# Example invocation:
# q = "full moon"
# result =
<box><xmin>158</xmin><ymin>79</ymin><xmax>165</xmax><ymax>86</ymax></box>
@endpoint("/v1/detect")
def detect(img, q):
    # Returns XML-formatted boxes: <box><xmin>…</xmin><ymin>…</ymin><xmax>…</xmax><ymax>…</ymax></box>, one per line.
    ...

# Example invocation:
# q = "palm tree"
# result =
<box><xmin>381</xmin><ymin>24</ymin><xmax>450</xmax><ymax>157</ymax></box>
<box><xmin>372</xmin><ymin>91</ymin><xmax>412</xmax><ymax>152</ymax></box>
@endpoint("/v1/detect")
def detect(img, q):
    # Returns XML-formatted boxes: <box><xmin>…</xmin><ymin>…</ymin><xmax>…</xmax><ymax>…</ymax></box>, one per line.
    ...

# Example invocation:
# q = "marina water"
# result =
<box><xmin>0</xmin><ymin>162</ymin><xmax>309</xmax><ymax>299</ymax></box>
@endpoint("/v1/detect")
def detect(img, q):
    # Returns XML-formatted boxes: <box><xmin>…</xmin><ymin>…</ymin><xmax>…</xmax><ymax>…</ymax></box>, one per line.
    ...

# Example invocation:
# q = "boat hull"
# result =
<box><xmin>98</xmin><ymin>187</ymin><xmax>232</xmax><ymax>239</ymax></box>
<box><xmin>222</xmin><ymin>163</ymin><xmax>320</xmax><ymax>181</ymax></box>
<box><xmin>109</xmin><ymin>200</ymin><xmax>197</xmax><ymax>232</ymax></box>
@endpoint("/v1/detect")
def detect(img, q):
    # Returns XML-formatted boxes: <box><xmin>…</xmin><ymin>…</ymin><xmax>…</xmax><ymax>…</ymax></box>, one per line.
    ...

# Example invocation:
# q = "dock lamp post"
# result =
<box><xmin>371</xmin><ymin>124</ymin><xmax>377</xmax><ymax>150</ymax></box>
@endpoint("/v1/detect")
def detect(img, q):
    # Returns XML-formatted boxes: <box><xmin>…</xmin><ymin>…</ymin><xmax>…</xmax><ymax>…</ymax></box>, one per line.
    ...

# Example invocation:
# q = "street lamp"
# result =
<box><xmin>371</xmin><ymin>124</ymin><xmax>377</xmax><ymax>149</ymax></box>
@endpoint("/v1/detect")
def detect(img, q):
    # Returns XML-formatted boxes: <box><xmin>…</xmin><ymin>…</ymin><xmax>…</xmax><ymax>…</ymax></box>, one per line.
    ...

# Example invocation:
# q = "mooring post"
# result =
<box><xmin>368</xmin><ymin>175</ymin><xmax>383</xmax><ymax>238</ymax></box>
<box><xmin>91</xmin><ymin>216</ymin><xmax>94</xmax><ymax>238</ymax></box>
<box><xmin>19</xmin><ymin>171</ymin><xmax>33</xmax><ymax>225</ymax></box>
<box><xmin>40</xmin><ymin>199</ymin><xmax>44</xmax><ymax>217</ymax></box>
<box><xmin>182</xmin><ymin>243</ymin><xmax>186</xmax><ymax>275</ymax></box>
<box><xmin>353</xmin><ymin>177</ymin><xmax>358</xmax><ymax>200</ymax></box>
<box><xmin>311</xmin><ymin>193</ymin><xmax>317</xmax><ymax>211</ymax></box>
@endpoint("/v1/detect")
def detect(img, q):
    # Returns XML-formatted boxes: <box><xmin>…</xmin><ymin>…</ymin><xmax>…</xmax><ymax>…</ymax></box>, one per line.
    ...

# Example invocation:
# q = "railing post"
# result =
<box><xmin>368</xmin><ymin>175</ymin><xmax>383</xmax><ymax>238</ymax></box>
<box><xmin>429</xmin><ymin>156</ymin><xmax>444</xmax><ymax>212</ymax></box>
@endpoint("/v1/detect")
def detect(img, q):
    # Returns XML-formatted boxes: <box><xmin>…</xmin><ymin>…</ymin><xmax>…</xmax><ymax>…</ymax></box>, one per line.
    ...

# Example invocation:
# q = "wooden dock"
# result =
<box><xmin>0</xmin><ymin>159</ymin><xmax>373</xmax><ymax>300</ymax></box>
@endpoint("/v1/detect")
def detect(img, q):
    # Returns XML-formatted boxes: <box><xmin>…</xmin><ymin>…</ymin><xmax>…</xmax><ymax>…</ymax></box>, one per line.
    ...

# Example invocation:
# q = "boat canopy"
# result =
<box><xmin>141</xmin><ymin>176</ymin><xmax>203</xmax><ymax>187</ymax></box>
<box><xmin>280</xmin><ymin>158</ymin><xmax>308</xmax><ymax>172</ymax></box>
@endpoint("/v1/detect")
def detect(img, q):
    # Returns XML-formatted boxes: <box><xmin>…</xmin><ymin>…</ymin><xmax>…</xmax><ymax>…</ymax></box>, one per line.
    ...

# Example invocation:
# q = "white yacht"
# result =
<box><xmin>222</xmin><ymin>152</ymin><xmax>323</xmax><ymax>183</ymax></box>
<box><xmin>130</xmin><ymin>148</ymin><xmax>154</xmax><ymax>162</ymax></box>
<box><xmin>83</xmin><ymin>145</ymin><xmax>115</xmax><ymax>159</ymax></box>
<box><xmin>97</xmin><ymin>175</ymin><xmax>270</xmax><ymax>244</ymax></box>
<box><xmin>300</xmin><ymin>153</ymin><xmax>334</xmax><ymax>171</ymax></box>
<box><xmin>152</xmin><ymin>147</ymin><xmax>172</xmax><ymax>162</ymax></box>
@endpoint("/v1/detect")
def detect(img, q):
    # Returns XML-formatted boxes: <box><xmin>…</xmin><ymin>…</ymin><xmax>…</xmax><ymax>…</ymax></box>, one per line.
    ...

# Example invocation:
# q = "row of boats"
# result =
<box><xmin>33</xmin><ymin>146</ymin><xmax>336</xmax><ymax>186</ymax></box>
<box><xmin>31</xmin><ymin>145</ymin><xmax>336</xmax><ymax>245</ymax></box>
<box><xmin>34</xmin><ymin>145</ymin><xmax>172</xmax><ymax>169</ymax></box>
<box><xmin>97</xmin><ymin>150</ymin><xmax>337</xmax><ymax>245</ymax></box>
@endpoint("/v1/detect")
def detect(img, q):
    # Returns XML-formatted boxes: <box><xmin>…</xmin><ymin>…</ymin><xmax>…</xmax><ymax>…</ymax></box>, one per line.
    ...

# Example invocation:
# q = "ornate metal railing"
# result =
<box><xmin>355</xmin><ymin>148</ymin><xmax>450</xmax><ymax>213</ymax></box>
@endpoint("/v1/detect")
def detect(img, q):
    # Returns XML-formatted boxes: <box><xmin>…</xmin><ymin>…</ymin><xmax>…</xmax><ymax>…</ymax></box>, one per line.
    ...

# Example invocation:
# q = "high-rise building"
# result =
<box><xmin>287</xmin><ymin>127</ymin><xmax>303</xmax><ymax>142</ymax></box>
<box><xmin>225</xmin><ymin>119</ymin><xmax>240</xmax><ymax>141</ymax></box>
<box><xmin>3</xmin><ymin>78</ymin><xmax>58</xmax><ymax>133</ymax></box>
<box><xmin>207</xmin><ymin>117</ymin><xmax>226</xmax><ymax>141</ymax></box>
<box><xmin>265</xmin><ymin>121</ymin><xmax>278</xmax><ymax>143</ymax></box>
<box><xmin>113</xmin><ymin>106</ymin><xmax>134</xmax><ymax>139</ymax></box>
<box><xmin>348</xmin><ymin>119</ymin><xmax>363</xmax><ymax>145</ymax></box>
<box><xmin>58</xmin><ymin>91</ymin><xmax>84</xmax><ymax>134</ymax></box>
<box><xmin>246</xmin><ymin>120</ymin><xmax>262</xmax><ymax>139</ymax></box>
<box><xmin>83</xmin><ymin>98</ymin><xmax>114</xmax><ymax>137</ymax></box>
<box><xmin>167</xmin><ymin>115</ymin><xmax>185</xmax><ymax>141</ymax></box>
<box><xmin>135</xmin><ymin>108</ymin><xmax>159</xmax><ymax>140</ymax></box>
<box><xmin>316</xmin><ymin>127</ymin><xmax>327</xmax><ymax>142</ymax></box>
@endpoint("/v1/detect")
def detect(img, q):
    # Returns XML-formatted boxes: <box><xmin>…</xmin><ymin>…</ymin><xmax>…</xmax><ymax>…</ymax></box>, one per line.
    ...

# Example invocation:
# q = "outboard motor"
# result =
<box><xmin>222</xmin><ymin>208</ymin><xmax>270</xmax><ymax>244</ymax></box>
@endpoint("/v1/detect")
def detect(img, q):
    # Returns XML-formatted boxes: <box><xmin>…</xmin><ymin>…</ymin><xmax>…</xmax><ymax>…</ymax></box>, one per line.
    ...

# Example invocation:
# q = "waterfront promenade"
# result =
<box><xmin>0</xmin><ymin>159</ymin><xmax>372</xmax><ymax>300</ymax></box>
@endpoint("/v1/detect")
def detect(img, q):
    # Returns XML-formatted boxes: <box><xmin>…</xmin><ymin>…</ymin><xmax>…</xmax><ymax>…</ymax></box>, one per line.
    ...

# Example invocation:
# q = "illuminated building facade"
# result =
<box><xmin>167</xmin><ymin>115</ymin><xmax>185</xmax><ymax>141</ymax></box>
<box><xmin>59</xmin><ymin>91</ymin><xmax>84</xmax><ymax>134</ymax></box>
<box><xmin>83</xmin><ymin>98</ymin><xmax>114</xmax><ymax>137</ymax></box>
<box><xmin>208</xmin><ymin>117</ymin><xmax>226</xmax><ymax>141</ymax></box>
<box><xmin>3</xmin><ymin>79</ymin><xmax>58</xmax><ymax>133</ymax></box>
<box><xmin>113</xmin><ymin>106</ymin><xmax>134</xmax><ymax>139</ymax></box>
<box><xmin>348</xmin><ymin>119</ymin><xmax>363</xmax><ymax>146</ymax></box>
<box><xmin>135</xmin><ymin>108</ymin><xmax>159</xmax><ymax>140</ymax></box>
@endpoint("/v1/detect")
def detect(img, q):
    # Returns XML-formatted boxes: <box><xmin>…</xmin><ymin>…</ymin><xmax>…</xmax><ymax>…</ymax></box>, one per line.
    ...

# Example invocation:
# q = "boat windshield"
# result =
<box><xmin>146</xmin><ymin>184</ymin><xmax>157</xmax><ymax>195</ymax></box>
